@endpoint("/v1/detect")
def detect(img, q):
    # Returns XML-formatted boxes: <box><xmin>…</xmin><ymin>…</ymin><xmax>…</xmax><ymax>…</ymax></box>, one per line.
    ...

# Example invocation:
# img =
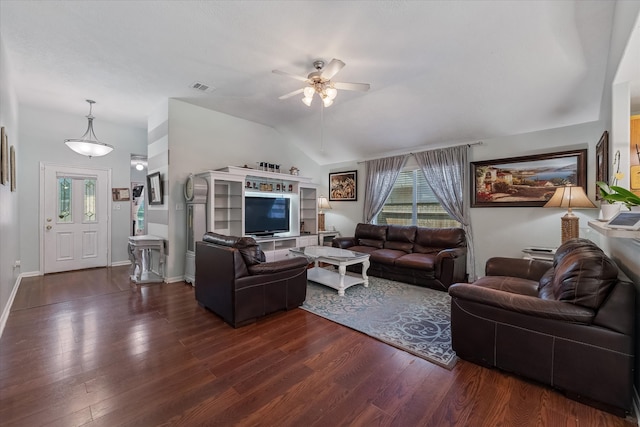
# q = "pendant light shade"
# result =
<box><xmin>64</xmin><ymin>100</ymin><xmax>113</xmax><ymax>157</ymax></box>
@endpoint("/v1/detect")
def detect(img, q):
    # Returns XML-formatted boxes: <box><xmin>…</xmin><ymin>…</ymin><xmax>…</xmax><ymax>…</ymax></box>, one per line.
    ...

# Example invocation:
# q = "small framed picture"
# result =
<box><xmin>595</xmin><ymin>131</ymin><xmax>608</xmax><ymax>200</ymax></box>
<box><xmin>9</xmin><ymin>145</ymin><xmax>15</xmax><ymax>192</ymax></box>
<box><xmin>329</xmin><ymin>170</ymin><xmax>357</xmax><ymax>201</ymax></box>
<box><xmin>1</xmin><ymin>127</ymin><xmax>7</xmax><ymax>185</ymax></box>
<box><xmin>112</xmin><ymin>187</ymin><xmax>131</xmax><ymax>201</ymax></box>
<box><xmin>147</xmin><ymin>172</ymin><xmax>163</xmax><ymax>205</ymax></box>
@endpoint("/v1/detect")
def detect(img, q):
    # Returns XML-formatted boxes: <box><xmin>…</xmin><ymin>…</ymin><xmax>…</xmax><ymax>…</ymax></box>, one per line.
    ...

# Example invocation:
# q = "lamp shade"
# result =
<box><xmin>543</xmin><ymin>186</ymin><xmax>596</xmax><ymax>209</ymax></box>
<box><xmin>318</xmin><ymin>196</ymin><xmax>332</xmax><ymax>211</ymax></box>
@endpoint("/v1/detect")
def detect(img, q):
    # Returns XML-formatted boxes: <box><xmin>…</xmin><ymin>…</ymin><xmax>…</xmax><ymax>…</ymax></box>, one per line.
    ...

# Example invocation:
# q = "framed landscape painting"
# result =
<box><xmin>471</xmin><ymin>149</ymin><xmax>587</xmax><ymax>207</ymax></box>
<box><xmin>329</xmin><ymin>170</ymin><xmax>357</xmax><ymax>201</ymax></box>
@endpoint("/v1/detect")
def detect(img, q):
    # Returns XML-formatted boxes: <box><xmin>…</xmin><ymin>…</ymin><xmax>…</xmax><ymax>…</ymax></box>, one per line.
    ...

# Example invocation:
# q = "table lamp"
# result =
<box><xmin>543</xmin><ymin>185</ymin><xmax>596</xmax><ymax>243</ymax></box>
<box><xmin>318</xmin><ymin>196</ymin><xmax>332</xmax><ymax>231</ymax></box>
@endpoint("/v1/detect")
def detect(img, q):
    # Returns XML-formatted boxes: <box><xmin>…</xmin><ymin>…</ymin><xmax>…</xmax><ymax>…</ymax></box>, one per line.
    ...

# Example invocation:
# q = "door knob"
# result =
<box><xmin>46</xmin><ymin>225</ymin><xmax>52</xmax><ymax>230</ymax></box>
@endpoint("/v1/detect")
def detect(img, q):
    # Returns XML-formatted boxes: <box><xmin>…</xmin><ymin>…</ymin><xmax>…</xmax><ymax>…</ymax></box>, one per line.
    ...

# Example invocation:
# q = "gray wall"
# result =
<box><xmin>0</xmin><ymin>34</ymin><xmax>21</xmax><ymax>331</ymax></box>
<box><xmin>18</xmin><ymin>105</ymin><xmax>147</xmax><ymax>273</ymax></box>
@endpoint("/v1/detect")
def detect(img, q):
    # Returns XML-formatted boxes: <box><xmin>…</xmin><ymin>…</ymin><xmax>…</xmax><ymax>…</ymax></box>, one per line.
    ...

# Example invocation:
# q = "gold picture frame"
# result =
<box><xmin>1</xmin><ymin>126</ymin><xmax>7</xmax><ymax>185</ymax></box>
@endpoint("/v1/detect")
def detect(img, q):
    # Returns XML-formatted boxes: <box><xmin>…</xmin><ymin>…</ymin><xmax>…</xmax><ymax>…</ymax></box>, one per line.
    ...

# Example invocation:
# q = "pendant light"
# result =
<box><xmin>64</xmin><ymin>100</ymin><xmax>113</xmax><ymax>157</ymax></box>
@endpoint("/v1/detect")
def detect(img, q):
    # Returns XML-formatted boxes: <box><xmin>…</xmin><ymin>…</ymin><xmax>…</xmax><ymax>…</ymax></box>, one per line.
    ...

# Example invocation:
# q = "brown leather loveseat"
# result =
<box><xmin>448</xmin><ymin>238</ymin><xmax>635</xmax><ymax>415</ymax></box>
<box><xmin>332</xmin><ymin>223</ymin><xmax>467</xmax><ymax>291</ymax></box>
<box><xmin>195</xmin><ymin>232</ymin><xmax>309</xmax><ymax>327</ymax></box>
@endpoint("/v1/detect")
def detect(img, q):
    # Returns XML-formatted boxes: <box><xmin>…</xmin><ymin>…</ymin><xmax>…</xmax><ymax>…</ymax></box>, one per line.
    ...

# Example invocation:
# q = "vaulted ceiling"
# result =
<box><xmin>0</xmin><ymin>1</ymin><xmax>634</xmax><ymax>165</ymax></box>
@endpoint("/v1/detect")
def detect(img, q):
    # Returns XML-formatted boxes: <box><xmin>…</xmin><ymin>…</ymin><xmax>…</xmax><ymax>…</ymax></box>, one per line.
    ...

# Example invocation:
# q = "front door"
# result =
<box><xmin>42</xmin><ymin>164</ymin><xmax>110</xmax><ymax>273</ymax></box>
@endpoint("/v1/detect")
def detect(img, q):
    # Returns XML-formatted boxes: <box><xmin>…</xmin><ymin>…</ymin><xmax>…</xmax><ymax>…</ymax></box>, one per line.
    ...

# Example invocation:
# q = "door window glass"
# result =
<box><xmin>84</xmin><ymin>179</ymin><xmax>97</xmax><ymax>222</ymax></box>
<box><xmin>58</xmin><ymin>177</ymin><xmax>72</xmax><ymax>222</ymax></box>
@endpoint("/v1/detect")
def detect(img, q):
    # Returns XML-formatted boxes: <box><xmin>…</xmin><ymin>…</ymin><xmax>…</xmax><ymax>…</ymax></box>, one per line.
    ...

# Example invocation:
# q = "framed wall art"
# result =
<box><xmin>595</xmin><ymin>131</ymin><xmax>608</xmax><ymax>199</ymax></box>
<box><xmin>471</xmin><ymin>149</ymin><xmax>587</xmax><ymax>207</ymax></box>
<box><xmin>147</xmin><ymin>172</ymin><xmax>163</xmax><ymax>205</ymax></box>
<box><xmin>329</xmin><ymin>170</ymin><xmax>357</xmax><ymax>201</ymax></box>
<box><xmin>10</xmin><ymin>145</ymin><xmax>15</xmax><ymax>192</ymax></box>
<box><xmin>1</xmin><ymin>126</ymin><xmax>7</xmax><ymax>185</ymax></box>
<box><xmin>112</xmin><ymin>187</ymin><xmax>131</xmax><ymax>201</ymax></box>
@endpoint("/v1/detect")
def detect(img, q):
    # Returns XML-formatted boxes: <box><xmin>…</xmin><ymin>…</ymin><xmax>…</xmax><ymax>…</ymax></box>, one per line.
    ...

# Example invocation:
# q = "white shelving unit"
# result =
<box><xmin>588</xmin><ymin>220</ymin><xmax>640</xmax><ymax>239</ymax></box>
<box><xmin>197</xmin><ymin>167</ymin><xmax>319</xmax><ymax>261</ymax></box>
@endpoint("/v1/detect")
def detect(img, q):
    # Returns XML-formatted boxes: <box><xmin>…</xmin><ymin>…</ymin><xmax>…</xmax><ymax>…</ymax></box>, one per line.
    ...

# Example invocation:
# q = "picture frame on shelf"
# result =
<box><xmin>329</xmin><ymin>170</ymin><xmax>357</xmax><ymax>201</ymax></box>
<box><xmin>470</xmin><ymin>149</ymin><xmax>587</xmax><ymax>207</ymax></box>
<box><xmin>595</xmin><ymin>131</ymin><xmax>608</xmax><ymax>200</ymax></box>
<box><xmin>147</xmin><ymin>172</ymin><xmax>163</xmax><ymax>205</ymax></box>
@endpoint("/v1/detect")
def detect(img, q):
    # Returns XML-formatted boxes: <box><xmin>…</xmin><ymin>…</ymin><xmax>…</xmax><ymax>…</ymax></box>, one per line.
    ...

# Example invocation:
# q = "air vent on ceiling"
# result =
<box><xmin>190</xmin><ymin>81</ymin><xmax>215</xmax><ymax>93</ymax></box>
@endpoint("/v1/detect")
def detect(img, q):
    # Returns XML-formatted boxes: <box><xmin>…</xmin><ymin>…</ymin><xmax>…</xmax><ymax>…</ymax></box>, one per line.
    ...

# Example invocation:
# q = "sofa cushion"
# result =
<box><xmin>234</xmin><ymin>237</ymin><xmax>266</xmax><ymax>266</ymax></box>
<box><xmin>358</xmin><ymin>238</ymin><xmax>385</xmax><ymax>249</ymax></box>
<box><xmin>550</xmin><ymin>245</ymin><xmax>619</xmax><ymax>310</ymax></box>
<box><xmin>383</xmin><ymin>225</ymin><xmax>416</xmax><ymax>253</ymax></box>
<box><xmin>414</xmin><ymin>227</ymin><xmax>465</xmax><ymax>254</ymax></box>
<box><xmin>394</xmin><ymin>253</ymin><xmax>436</xmax><ymax>271</ymax></box>
<box><xmin>355</xmin><ymin>223</ymin><xmax>387</xmax><ymax>248</ymax></box>
<box><xmin>370</xmin><ymin>249</ymin><xmax>406</xmax><ymax>265</ymax></box>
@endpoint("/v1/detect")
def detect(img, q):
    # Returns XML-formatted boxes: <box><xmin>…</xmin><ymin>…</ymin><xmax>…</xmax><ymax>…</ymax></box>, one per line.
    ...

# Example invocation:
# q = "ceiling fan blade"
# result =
<box><xmin>321</xmin><ymin>59</ymin><xmax>346</xmax><ymax>80</ymax></box>
<box><xmin>272</xmin><ymin>69</ymin><xmax>309</xmax><ymax>82</ymax></box>
<box><xmin>278</xmin><ymin>88</ymin><xmax>305</xmax><ymax>100</ymax></box>
<box><xmin>334</xmin><ymin>81</ymin><xmax>371</xmax><ymax>92</ymax></box>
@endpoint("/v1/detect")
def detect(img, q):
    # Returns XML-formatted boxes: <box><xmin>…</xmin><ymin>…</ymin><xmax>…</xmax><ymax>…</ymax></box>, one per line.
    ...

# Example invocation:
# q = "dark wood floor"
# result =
<box><xmin>0</xmin><ymin>266</ymin><xmax>635</xmax><ymax>426</ymax></box>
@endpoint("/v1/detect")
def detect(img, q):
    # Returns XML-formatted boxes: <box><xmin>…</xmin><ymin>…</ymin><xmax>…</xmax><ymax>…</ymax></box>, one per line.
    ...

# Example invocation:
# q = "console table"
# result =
<box><xmin>128</xmin><ymin>235</ymin><xmax>165</xmax><ymax>284</ymax></box>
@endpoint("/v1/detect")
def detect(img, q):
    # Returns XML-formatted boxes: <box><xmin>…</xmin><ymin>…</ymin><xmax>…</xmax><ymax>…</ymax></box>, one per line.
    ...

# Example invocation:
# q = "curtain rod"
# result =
<box><xmin>356</xmin><ymin>141</ymin><xmax>483</xmax><ymax>164</ymax></box>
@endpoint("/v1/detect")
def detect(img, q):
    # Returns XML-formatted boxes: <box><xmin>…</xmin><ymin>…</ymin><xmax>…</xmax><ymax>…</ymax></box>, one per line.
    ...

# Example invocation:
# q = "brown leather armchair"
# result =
<box><xmin>195</xmin><ymin>232</ymin><xmax>309</xmax><ymax>327</ymax></box>
<box><xmin>449</xmin><ymin>238</ymin><xmax>635</xmax><ymax>415</ymax></box>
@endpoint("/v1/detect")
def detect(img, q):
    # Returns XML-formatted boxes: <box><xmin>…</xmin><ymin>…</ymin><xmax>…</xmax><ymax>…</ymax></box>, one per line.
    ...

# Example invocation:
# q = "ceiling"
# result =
<box><xmin>1</xmin><ymin>1</ymin><xmax>637</xmax><ymax>165</ymax></box>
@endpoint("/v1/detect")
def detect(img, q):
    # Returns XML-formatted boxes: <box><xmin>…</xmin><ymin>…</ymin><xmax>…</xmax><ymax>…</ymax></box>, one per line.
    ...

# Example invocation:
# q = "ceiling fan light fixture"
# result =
<box><xmin>64</xmin><ymin>100</ymin><xmax>113</xmax><ymax>158</ymax></box>
<box><xmin>302</xmin><ymin>96</ymin><xmax>313</xmax><ymax>107</ymax></box>
<box><xmin>326</xmin><ymin>86</ymin><xmax>338</xmax><ymax>100</ymax></box>
<box><xmin>303</xmin><ymin>86</ymin><xmax>315</xmax><ymax>98</ymax></box>
<box><xmin>322</xmin><ymin>97</ymin><xmax>333</xmax><ymax>108</ymax></box>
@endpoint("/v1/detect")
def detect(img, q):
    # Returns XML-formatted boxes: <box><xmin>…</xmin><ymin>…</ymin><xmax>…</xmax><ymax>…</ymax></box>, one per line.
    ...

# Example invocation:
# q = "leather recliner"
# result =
<box><xmin>195</xmin><ymin>232</ymin><xmax>309</xmax><ymax>327</ymax></box>
<box><xmin>448</xmin><ymin>238</ymin><xmax>635</xmax><ymax>415</ymax></box>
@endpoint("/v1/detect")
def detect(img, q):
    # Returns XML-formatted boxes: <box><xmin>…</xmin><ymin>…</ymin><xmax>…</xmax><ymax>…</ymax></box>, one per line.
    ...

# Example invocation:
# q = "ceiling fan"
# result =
<box><xmin>273</xmin><ymin>58</ymin><xmax>370</xmax><ymax>107</ymax></box>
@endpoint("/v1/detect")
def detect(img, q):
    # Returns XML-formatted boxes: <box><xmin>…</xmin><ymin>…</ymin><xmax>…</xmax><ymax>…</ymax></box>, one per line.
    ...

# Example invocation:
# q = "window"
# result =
<box><xmin>375</xmin><ymin>170</ymin><xmax>460</xmax><ymax>228</ymax></box>
<box><xmin>57</xmin><ymin>177</ymin><xmax>72</xmax><ymax>222</ymax></box>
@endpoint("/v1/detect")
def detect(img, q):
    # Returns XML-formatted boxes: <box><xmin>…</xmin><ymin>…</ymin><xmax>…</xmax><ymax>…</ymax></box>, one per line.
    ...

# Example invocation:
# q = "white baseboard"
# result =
<box><xmin>0</xmin><ymin>272</ymin><xmax>25</xmax><ymax>339</ymax></box>
<box><xmin>165</xmin><ymin>275</ymin><xmax>187</xmax><ymax>284</ymax></box>
<box><xmin>111</xmin><ymin>260</ymin><xmax>131</xmax><ymax>267</ymax></box>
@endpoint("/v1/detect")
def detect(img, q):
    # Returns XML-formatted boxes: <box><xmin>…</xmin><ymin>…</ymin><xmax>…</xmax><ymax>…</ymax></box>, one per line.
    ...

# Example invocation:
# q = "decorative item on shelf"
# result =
<box><xmin>318</xmin><ymin>195</ymin><xmax>332</xmax><ymax>231</ymax></box>
<box><xmin>288</xmin><ymin>184</ymin><xmax>293</xmax><ymax>192</ymax></box>
<box><xmin>64</xmin><ymin>100</ymin><xmax>114</xmax><ymax>158</ymax></box>
<box><xmin>300</xmin><ymin>221</ymin><xmax>305</xmax><ymax>233</ymax></box>
<box><xmin>543</xmin><ymin>185</ymin><xmax>596</xmax><ymax>243</ymax></box>
<box><xmin>276</xmin><ymin>183</ymin><xmax>281</xmax><ymax>191</ymax></box>
<box><xmin>596</xmin><ymin>180</ymin><xmax>640</xmax><ymax>211</ymax></box>
<box><xmin>289</xmin><ymin>166</ymin><xmax>299</xmax><ymax>176</ymax></box>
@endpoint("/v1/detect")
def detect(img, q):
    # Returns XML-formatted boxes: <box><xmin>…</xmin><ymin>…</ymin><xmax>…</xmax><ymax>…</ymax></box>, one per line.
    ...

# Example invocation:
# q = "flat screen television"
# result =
<box><xmin>245</xmin><ymin>196</ymin><xmax>291</xmax><ymax>236</ymax></box>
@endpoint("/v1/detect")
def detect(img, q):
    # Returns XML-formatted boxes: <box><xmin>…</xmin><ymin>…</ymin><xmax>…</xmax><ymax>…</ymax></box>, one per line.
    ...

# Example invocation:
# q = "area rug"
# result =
<box><xmin>301</xmin><ymin>275</ymin><xmax>457</xmax><ymax>369</ymax></box>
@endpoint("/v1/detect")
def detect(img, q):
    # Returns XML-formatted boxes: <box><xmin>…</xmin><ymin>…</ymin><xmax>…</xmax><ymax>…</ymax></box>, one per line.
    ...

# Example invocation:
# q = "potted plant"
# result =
<box><xmin>596</xmin><ymin>181</ymin><xmax>640</xmax><ymax>211</ymax></box>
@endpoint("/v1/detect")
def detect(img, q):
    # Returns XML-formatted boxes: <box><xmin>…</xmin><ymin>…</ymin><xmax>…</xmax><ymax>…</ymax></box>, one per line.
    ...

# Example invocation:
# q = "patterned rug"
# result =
<box><xmin>301</xmin><ymin>275</ymin><xmax>457</xmax><ymax>369</ymax></box>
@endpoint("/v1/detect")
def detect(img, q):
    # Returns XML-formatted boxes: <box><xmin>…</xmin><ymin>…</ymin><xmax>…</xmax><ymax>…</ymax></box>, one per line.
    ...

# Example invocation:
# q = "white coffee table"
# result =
<box><xmin>290</xmin><ymin>246</ymin><xmax>370</xmax><ymax>296</ymax></box>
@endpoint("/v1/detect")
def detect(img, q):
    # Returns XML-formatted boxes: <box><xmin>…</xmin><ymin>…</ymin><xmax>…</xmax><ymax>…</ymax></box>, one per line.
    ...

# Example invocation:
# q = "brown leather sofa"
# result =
<box><xmin>332</xmin><ymin>223</ymin><xmax>467</xmax><ymax>291</ymax></box>
<box><xmin>195</xmin><ymin>232</ymin><xmax>309</xmax><ymax>327</ymax></box>
<box><xmin>448</xmin><ymin>238</ymin><xmax>635</xmax><ymax>415</ymax></box>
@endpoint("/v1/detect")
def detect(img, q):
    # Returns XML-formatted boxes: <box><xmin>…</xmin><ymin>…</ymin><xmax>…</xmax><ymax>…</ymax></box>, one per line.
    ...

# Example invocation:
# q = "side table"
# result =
<box><xmin>318</xmin><ymin>230</ymin><xmax>340</xmax><ymax>246</ymax></box>
<box><xmin>128</xmin><ymin>235</ymin><xmax>165</xmax><ymax>284</ymax></box>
